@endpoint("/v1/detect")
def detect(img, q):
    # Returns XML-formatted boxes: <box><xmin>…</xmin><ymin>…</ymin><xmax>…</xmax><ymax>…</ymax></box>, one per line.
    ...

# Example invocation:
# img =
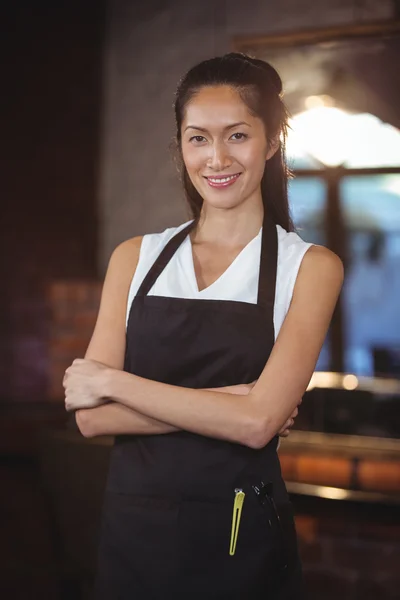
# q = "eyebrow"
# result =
<box><xmin>184</xmin><ymin>121</ymin><xmax>251</xmax><ymax>133</ymax></box>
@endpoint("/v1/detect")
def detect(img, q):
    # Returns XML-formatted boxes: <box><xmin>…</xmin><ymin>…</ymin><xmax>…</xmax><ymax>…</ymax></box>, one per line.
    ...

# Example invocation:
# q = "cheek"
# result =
<box><xmin>238</xmin><ymin>144</ymin><xmax>267</xmax><ymax>176</ymax></box>
<box><xmin>182</xmin><ymin>146</ymin><xmax>205</xmax><ymax>173</ymax></box>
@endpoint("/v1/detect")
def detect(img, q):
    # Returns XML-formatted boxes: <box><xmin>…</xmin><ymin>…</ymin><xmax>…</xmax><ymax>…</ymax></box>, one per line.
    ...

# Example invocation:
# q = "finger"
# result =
<box><xmin>282</xmin><ymin>420</ymin><xmax>293</xmax><ymax>433</ymax></box>
<box><xmin>65</xmin><ymin>395</ymin><xmax>78</xmax><ymax>412</ymax></box>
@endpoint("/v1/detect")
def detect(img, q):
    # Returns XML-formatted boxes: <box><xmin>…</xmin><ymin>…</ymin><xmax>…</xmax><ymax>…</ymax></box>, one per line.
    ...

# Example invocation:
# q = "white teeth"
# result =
<box><xmin>208</xmin><ymin>174</ymin><xmax>238</xmax><ymax>183</ymax></box>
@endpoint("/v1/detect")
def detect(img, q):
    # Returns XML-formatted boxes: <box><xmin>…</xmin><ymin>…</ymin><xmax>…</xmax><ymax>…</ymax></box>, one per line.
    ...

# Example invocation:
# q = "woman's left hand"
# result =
<box><xmin>278</xmin><ymin>404</ymin><xmax>300</xmax><ymax>437</ymax></box>
<box><xmin>63</xmin><ymin>358</ymin><xmax>110</xmax><ymax>412</ymax></box>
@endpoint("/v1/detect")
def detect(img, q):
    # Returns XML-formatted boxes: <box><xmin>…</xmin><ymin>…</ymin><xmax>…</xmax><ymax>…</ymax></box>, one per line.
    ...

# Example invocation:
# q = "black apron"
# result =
<box><xmin>93</xmin><ymin>213</ymin><xmax>306</xmax><ymax>599</ymax></box>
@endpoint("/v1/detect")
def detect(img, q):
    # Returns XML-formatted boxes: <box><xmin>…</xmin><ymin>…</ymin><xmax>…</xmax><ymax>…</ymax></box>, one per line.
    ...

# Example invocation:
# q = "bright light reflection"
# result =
<box><xmin>305</xmin><ymin>95</ymin><xmax>335</xmax><ymax>110</ymax></box>
<box><xmin>314</xmin><ymin>486</ymin><xmax>349</xmax><ymax>501</ymax></box>
<box><xmin>288</xmin><ymin>107</ymin><xmax>353</xmax><ymax>167</ymax></box>
<box><xmin>342</xmin><ymin>374</ymin><xmax>358</xmax><ymax>390</ymax></box>
<box><xmin>287</xmin><ymin>105</ymin><xmax>400</xmax><ymax>168</ymax></box>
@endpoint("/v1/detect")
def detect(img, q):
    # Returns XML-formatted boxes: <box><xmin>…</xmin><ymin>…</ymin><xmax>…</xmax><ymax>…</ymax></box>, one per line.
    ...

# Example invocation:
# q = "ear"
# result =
<box><xmin>266</xmin><ymin>135</ymin><xmax>280</xmax><ymax>161</ymax></box>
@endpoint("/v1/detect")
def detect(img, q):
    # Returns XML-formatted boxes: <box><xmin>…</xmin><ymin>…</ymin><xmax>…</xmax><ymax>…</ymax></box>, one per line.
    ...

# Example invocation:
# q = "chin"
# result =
<box><xmin>202</xmin><ymin>195</ymin><xmax>244</xmax><ymax>211</ymax></box>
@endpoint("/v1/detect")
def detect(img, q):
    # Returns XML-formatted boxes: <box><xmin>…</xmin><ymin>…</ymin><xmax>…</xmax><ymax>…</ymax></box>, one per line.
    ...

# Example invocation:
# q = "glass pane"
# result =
<box><xmin>287</xmin><ymin>150</ymin><xmax>323</xmax><ymax>170</ymax></box>
<box><xmin>288</xmin><ymin>176</ymin><xmax>330</xmax><ymax>370</ymax></box>
<box><xmin>341</xmin><ymin>174</ymin><xmax>400</xmax><ymax>378</ymax></box>
<box><xmin>289</xmin><ymin>176</ymin><xmax>327</xmax><ymax>244</ymax></box>
<box><xmin>287</xmin><ymin>110</ymin><xmax>400</xmax><ymax>169</ymax></box>
<box><xmin>344</xmin><ymin>114</ymin><xmax>400</xmax><ymax>169</ymax></box>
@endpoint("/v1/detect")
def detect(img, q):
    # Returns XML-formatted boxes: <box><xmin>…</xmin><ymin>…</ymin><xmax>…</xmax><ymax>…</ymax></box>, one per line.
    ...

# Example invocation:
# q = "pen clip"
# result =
<box><xmin>229</xmin><ymin>488</ymin><xmax>245</xmax><ymax>556</ymax></box>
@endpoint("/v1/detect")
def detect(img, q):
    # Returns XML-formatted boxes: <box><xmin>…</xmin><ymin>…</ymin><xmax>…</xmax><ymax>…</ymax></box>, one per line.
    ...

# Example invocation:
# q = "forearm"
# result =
<box><xmin>103</xmin><ymin>370</ymin><xmax>261</xmax><ymax>447</ymax></box>
<box><xmin>76</xmin><ymin>382</ymin><xmax>250</xmax><ymax>438</ymax></box>
<box><xmin>76</xmin><ymin>402</ymin><xmax>178</xmax><ymax>438</ymax></box>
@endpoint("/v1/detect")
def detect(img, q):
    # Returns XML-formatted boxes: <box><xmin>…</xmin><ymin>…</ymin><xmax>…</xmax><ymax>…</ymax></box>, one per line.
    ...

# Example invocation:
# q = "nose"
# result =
<box><xmin>207</xmin><ymin>141</ymin><xmax>232</xmax><ymax>172</ymax></box>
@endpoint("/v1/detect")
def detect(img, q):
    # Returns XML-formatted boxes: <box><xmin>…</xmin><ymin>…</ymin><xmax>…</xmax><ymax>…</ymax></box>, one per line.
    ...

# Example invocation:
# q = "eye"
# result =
<box><xmin>230</xmin><ymin>132</ymin><xmax>248</xmax><ymax>141</ymax></box>
<box><xmin>189</xmin><ymin>135</ymin><xmax>207</xmax><ymax>144</ymax></box>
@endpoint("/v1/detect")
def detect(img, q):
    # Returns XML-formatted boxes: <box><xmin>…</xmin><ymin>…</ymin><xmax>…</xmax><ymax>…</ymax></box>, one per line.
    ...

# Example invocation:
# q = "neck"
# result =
<box><xmin>193</xmin><ymin>199</ymin><xmax>264</xmax><ymax>248</ymax></box>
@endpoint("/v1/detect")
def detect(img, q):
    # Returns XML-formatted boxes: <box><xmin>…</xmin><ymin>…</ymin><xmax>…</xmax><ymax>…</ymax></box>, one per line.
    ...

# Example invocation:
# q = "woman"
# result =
<box><xmin>63</xmin><ymin>53</ymin><xmax>344</xmax><ymax>599</ymax></box>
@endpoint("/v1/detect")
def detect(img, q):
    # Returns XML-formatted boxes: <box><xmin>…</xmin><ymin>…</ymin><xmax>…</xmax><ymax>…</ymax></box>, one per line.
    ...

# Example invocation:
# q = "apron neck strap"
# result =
<box><xmin>257</xmin><ymin>211</ymin><xmax>278</xmax><ymax>315</ymax></box>
<box><xmin>136</xmin><ymin>221</ymin><xmax>196</xmax><ymax>297</ymax></box>
<box><xmin>136</xmin><ymin>213</ymin><xmax>278</xmax><ymax>314</ymax></box>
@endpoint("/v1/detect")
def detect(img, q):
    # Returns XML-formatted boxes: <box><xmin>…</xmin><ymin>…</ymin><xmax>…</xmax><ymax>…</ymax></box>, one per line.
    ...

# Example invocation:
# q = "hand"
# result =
<box><xmin>278</xmin><ymin>399</ymin><xmax>302</xmax><ymax>437</ymax></box>
<box><xmin>63</xmin><ymin>358</ymin><xmax>110</xmax><ymax>412</ymax></box>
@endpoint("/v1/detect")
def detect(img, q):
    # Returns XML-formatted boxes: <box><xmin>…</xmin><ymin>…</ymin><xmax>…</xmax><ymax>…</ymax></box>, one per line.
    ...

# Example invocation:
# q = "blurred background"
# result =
<box><xmin>2</xmin><ymin>0</ymin><xmax>400</xmax><ymax>598</ymax></box>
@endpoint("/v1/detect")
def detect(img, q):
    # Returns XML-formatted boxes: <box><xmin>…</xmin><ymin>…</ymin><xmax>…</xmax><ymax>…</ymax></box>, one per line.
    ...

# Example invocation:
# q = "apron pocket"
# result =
<box><xmin>97</xmin><ymin>492</ymin><xmax>180</xmax><ymax>596</ymax></box>
<box><xmin>275</xmin><ymin>500</ymin><xmax>301</xmax><ymax>569</ymax></box>
<box><xmin>255</xmin><ymin>495</ymin><xmax>300</xmax><ymax>580</ymax></box>
<box><xmin>177</xmin><ymin>496</ymin><xmax>278</xmax><ymax>597</ymax></box>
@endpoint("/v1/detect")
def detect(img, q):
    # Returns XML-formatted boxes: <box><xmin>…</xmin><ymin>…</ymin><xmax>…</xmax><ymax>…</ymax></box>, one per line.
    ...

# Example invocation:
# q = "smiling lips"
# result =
<box><xmin>205</xmin><ymin>173</ymin><xmax>241</xmax><ymax>188</ymax></box>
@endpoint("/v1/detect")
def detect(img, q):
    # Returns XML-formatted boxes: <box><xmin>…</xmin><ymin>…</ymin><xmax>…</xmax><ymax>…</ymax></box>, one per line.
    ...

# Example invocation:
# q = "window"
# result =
<box><xmin>287</xmin><ymin>109</ymin><xmax>400</xmax><ymax>377</ymax></box>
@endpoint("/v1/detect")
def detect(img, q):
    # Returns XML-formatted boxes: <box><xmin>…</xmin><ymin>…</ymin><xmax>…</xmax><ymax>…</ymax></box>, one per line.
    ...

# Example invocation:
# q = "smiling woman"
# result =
<box><xmin>181</xmin><ymin>86</ymin><xmax>278</xmax><ymax>204</ymax></box>
<box><xmin>64</xmin><ymin>52</ymin><xmax>343</xmax><ymax>600</ymax></box>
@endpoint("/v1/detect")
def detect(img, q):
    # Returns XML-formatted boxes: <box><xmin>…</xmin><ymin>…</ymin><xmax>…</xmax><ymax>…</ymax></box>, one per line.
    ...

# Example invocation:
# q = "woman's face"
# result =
<box><xmin>181</xmin><ymin>85</ymin><xmax>276</xmax><ymax>211</ymax></box>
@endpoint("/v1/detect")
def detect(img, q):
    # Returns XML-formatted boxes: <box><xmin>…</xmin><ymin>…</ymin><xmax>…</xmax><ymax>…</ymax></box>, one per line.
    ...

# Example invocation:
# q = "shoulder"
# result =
<box><xmin>139</xmin><ymin>219</ymin><xmax>194</xmax><ymax>258</ymax></box>
<box><xmin>276</xmin><ymin>224</ymin><xmax>343</xmax><ymax>277</ymax></box>
<box><xmin>276</xmin><ymin>224</ymin><xmax>311</xmax><ymax>256</ymax></box>
<box><xmin>107</xmin><ymin>219</ymin><xmax>194</xmax><ymax>282</ymax></box>
<box><xmin>107</xmin><ymin>236</ymin><xmax>144</xmax><ymax>282</ymax></box>
<box><xmin>302</xmin><ymin>244</ymin><xmax>344</xmax><ymax>280</ymax></box>
<box><xmin>295</xmin><ymin>244</ymin><xmax>344</xmax><ymax>301</ymax></box>
<box><xmin>274</xmin><ymin>225</ymin><xmax>343</xmax><ymax>311</ymax></box>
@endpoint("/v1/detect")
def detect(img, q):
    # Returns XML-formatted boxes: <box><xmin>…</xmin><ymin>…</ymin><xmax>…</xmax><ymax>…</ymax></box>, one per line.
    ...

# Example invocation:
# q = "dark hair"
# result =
<box><xmin>173</xmin><ymin>52</ymin><xmax>294</xmax><ymax>232</ymax></box>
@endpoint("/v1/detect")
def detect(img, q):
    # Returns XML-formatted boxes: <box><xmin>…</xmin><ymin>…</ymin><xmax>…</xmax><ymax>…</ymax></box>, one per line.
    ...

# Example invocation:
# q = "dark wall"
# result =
<box><xmin>2</xmin><ymin>1</ymin><xmax>105</xmax><ymax>402</ymax></box>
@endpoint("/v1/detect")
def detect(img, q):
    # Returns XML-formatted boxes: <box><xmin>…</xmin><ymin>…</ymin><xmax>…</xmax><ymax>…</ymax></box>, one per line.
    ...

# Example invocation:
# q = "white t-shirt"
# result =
<box><xmin>126</xmin><ymin>220</ymin><xmax>314</xmax><ymax>341</ymax></box>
